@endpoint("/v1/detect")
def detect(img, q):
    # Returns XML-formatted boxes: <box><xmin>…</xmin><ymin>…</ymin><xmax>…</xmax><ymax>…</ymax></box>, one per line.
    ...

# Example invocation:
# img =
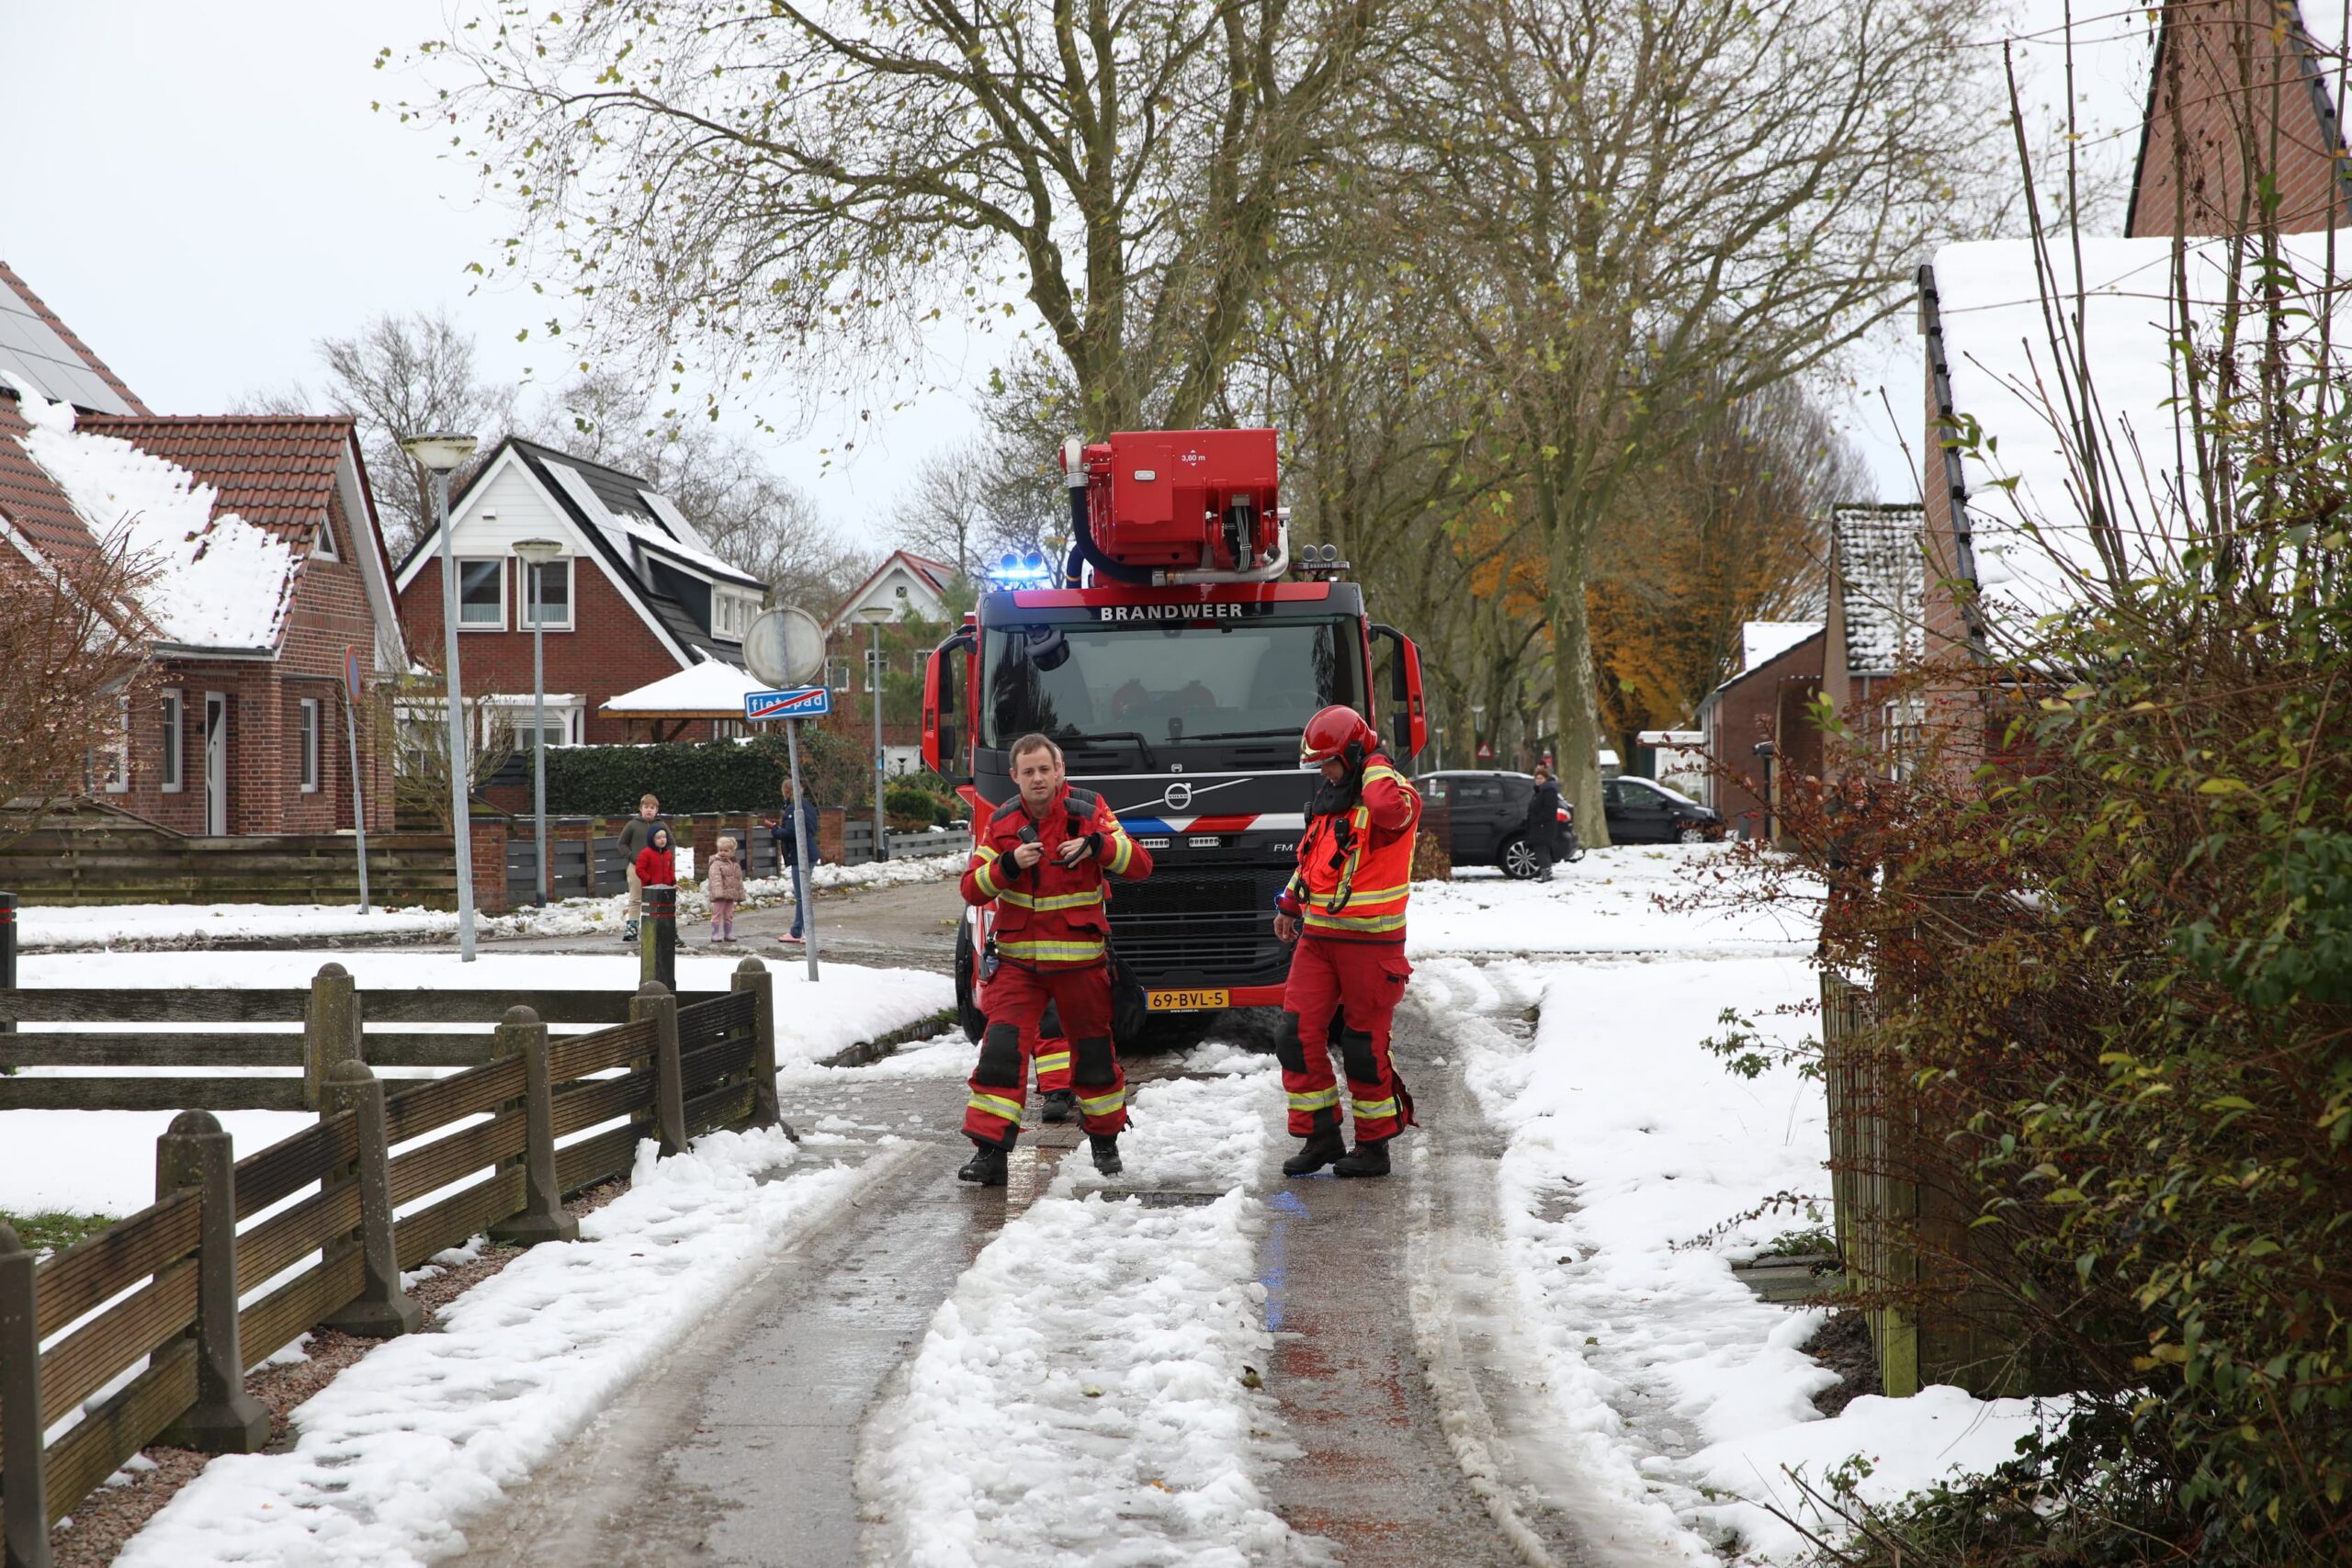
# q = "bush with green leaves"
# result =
<box><xmin>537</xmin><ymin>725</ymin><xmax>868</xmax><ymax>815</ymax></box>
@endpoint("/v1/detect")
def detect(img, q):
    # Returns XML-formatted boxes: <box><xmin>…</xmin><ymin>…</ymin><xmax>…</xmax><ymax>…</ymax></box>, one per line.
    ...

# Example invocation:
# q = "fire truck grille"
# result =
<box><xmin>1108</xmin><ymin>867</ymin><xmax>1294</xmax><ymax>989</ymax></box>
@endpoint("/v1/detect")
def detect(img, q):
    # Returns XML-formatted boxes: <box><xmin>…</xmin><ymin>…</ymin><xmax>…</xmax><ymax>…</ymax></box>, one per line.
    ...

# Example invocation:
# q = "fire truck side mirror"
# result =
<box><xmin>1368</xmin><ymin>624</ymin><xmax>1429</xmax><ymax>761</ymax></box>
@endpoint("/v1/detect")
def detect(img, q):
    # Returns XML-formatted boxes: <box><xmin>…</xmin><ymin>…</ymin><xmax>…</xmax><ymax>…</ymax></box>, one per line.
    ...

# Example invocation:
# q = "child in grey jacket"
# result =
<box><xmin>706</xmin><ymin>836</ymin><xmax>747</xmax><ymax>942</ymax></box>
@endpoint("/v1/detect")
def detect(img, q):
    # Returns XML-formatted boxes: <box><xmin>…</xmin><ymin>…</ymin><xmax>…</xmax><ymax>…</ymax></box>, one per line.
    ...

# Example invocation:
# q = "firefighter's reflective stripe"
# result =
<box><xmin>997</xmin><ymin>936</ymin><xmax>1107</xmax><ymax>964</ymax></box>
<box><xmin>1033</xmin><ymin>1049</ymin><xmax>1072</xmax><ymax>1076</ymax></box>
<box><xmin>1103</xmin><ymin>829</ymin><xmax>1137</xmax><ymax>874</ymax></box>
<box><xmin>1305</xmin><ymin>906</ymin><xmax>1409</xmax><ymax>937</ymax></box>
<box><xmin>996</xmin><ymin>887</ymin><xmax>1105</xmax><ymax>912</ymax></box>
<box><xmin>1288</xmin><ymin>1086</ymin><xmax>1340</xmax><ymax>1113</ymax></box>
<box><xmin>967</xmin><ymin>1090</ymin><xmax>1023</xmax><ymax>1122</ymax></box>
<box><xmin>1078</xmin><ymin>1085</ymin><xmax>1127</xmax><ymax>1118</ymax></box>
<box><xmin>1323</xmin><ymin>880</ymin><xmax>1408</xmax><ymax>910</ymax></box>
<box><xmin>1362</xmin><ymin>764</ymin><xmax>1409</xmax><ymax>791</ymax></box>
<box><xmin>970</xmin><ymin>847</ymin><xmax>1007</xmax><ymax>900</ymax></box>
<box><xmin>1351</xmin><ymin>1094</ymin><xmax>1400</xmax><ymax>1121</ymax></box>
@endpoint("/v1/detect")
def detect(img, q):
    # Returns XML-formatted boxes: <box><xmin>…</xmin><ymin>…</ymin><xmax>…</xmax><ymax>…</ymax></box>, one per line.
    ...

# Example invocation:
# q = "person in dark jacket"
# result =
<box><xmin>1525</xmin><ymin>764</ymin><xmax>1562</xmax><ymax>881</ymax></box>
<box><xmin>616</xmin><ymin>794</ymin><xmax>669</xmax><ymax>942</ymax></box>
<box><xmin>766</xmin><ymin>779</ymin><xmax>821</xmax><ymax>945</ymax></box>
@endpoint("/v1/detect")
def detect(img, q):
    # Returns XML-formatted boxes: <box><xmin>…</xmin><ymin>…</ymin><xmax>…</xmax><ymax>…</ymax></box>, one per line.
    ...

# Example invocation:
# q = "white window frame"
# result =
<box><xmin>160</xmin><ymin>689</ymin><xmax>185</xmax><ymax>794</ymax></box>
<box><xmin>712</xmin><ymin>587</ymin><xmax>760</xmax><ymax>641</ymax></box>
<box><xmin>299</xmin><ymin>698</ymin><xmax>322</xmax><ymax>793</ymax></box>
<box><xmin>103</xmin><ymin>694</ymin><xmax>130</xmax><ymax>793</ymax></box>
<box><xmin>827</xmin><ymin>656</ymin><xmax>852</xmax><ymax>693</ymax></box>
<box><xmin>517</xmin><ymin>557</ymin><xmax>574</xmax><ymax>631</ymax></box>
<box><xmin>456</xmin><ymin>558</ymin><xmax>507</xmax><ymax>631</ymax></box>
<box><xmin>312</xmin><ymin>513</ymin><xmax>340</xmax><ymax>561</ymax></box>
<box><xmin>864</xmin><ymin>647</ymin><xmax>891</xmax><ymax>693</ymax></box>
<box><xmin>476</xmin><ymin>694</ymin><xmax>585</xmax><ymax>750</ymax></box>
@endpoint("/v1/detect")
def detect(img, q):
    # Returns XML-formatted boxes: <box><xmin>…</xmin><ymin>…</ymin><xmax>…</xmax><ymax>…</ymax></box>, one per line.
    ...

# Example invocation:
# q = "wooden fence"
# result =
<box><xmin>0</xmin><ymin>964</ymin><xmax>729</xmax><ymax>1111</ymax></box>
<box><xmin>0</xmin><ymin>964</ymin><xmax>782</xmax><ymax>1567</ymax></box>
<box><xmin>1822</xmin><ymin>972</ymin><xmax>2030</xmax><ymax>1399</ymax></box>
<box><xmin>0</xmin><ymin>808</ymin><xmax>461</xmax><ymax>910</ymax></box>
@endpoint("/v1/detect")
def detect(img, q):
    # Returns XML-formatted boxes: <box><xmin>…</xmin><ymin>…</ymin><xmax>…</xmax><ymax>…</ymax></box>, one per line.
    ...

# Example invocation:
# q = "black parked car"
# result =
<box><xmin>1416</xmin><ymin>771</ymin><xmax>1575</xmax><ymax>879</ymax></box>
<box><xmin>1602</xmin><ymin>775</ymin><xmax>1723</xmax><ymax>843</ymax></box>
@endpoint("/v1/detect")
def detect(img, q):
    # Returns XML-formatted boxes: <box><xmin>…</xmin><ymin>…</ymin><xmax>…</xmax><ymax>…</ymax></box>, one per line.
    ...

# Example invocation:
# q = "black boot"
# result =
<box><xmin>1040</xmin><ymin>1089</ymin><xmax>1077</xmax><ymax>1124</ymax></box>
<box><xmin>957</xmin><ymin>1141</ymin><xmax>1010</xmax><ymax>1186</ymax></box>
<box><xmin>1333</xmin><ymin>1138</ymin><xmax>1392</xmax><ymax>1178</ymax></box>
<box><xmin>1090</xmin><ymin>1134</ymin><xmax>1123</xmax><ymax>1176</ymax></box>
<box><xmin>1283</xmin><ymin>1127</ymin><xmax>1347</xmax><ymax>1177</ymax></box>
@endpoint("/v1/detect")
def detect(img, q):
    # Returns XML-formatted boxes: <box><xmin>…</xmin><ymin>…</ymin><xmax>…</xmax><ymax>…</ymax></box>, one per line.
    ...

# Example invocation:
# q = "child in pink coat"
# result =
<box><xmin>705</xmin><ymin>835</ymin><xmax>747</xmax><ymax>942</ymax></box>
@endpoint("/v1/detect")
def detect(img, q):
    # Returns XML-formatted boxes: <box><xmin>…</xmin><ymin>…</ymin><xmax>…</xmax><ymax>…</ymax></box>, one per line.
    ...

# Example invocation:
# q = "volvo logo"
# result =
<box><xmin>1163</xmin><ymin>782</ymin><xmax>1194</xmax><ymax>811</ymax></box>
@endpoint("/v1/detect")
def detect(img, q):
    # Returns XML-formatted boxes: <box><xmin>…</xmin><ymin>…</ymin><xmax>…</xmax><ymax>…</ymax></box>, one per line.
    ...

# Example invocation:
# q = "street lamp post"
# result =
<box><xmin>860</xmin><ymin>606</ymin><xmax>892</xmax><ymax>862</ymax></box>
<box><xmin>514</xmin><ymin>537</ymin><xmax>563</xmax><ymax>908</ymax></box>
<box><xmin>403</xmin><ymin>432</ymin><xmax>481</xmax><ymax>961</ymax></box>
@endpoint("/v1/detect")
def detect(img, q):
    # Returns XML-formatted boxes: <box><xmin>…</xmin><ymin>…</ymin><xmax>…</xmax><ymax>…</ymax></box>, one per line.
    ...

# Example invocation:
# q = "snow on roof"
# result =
<box><xmin>600</xmin><ymin>658</ymin><xmax>763</xmax><ymax>716</ymax></box>
<box><xmin>1833</xmin><ymin>504</ymin><xmax>1925</xmax><ymax>675</ymax></box>
<box><xmin>1932</xmin><ymin>228</ymin><xmax>2352</xmax><ymax>625</ymax></box>
<box><xmin>15</xmin><ymin>389</ymin><xmax>297</xmax><ymax>650</ymax></box>
<box><xmin>1742</xmin><ymin>621</ymin><xmax>1824</xmax><ymax>671</ymax></box>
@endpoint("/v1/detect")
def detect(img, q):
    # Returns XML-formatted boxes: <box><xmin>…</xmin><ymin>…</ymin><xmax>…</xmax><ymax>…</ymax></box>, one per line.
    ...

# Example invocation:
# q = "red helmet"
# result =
<box><xmin>1300</xmin><ymin>705</ymin><xmax>1378</xmax><ymax>768</ymax></box>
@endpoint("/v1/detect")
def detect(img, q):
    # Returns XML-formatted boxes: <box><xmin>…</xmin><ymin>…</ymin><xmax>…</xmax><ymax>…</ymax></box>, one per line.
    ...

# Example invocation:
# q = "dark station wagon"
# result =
<box><xmin>1418</xmin><ymin>769</ymin><xmax>1724</xmax><ymax>877</ymax></box>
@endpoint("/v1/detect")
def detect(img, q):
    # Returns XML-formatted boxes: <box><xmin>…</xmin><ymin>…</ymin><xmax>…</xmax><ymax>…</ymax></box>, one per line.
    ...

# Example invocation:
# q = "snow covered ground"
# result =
<box><xmin>1416</xmin><ymin>869</ymin><xmax>2064</xmax><ymax>1562</ymax></box>
<box><xmin>113</xmin><ymin>1127</ymin><xmax>871</xmax><ymax>1568</ymax></box>
<box><xmin>0</xmin><ymin>950</ymin><xmax>951</xmax><ymax>1217</ymax></box>
<box><xmin>1408</xmin><ymin>845</ymin><xmax>1818</xmax><ymax>958</ymax></box>
<box><xmin>13</xmin><ymin>851</ymin><xmax>962</xmax><ymax>951</ymax></box>
<box><xmin>860</xmin><ymin>1050</ymin><xmax>1327</xmax><ymax>1567</ymax></box>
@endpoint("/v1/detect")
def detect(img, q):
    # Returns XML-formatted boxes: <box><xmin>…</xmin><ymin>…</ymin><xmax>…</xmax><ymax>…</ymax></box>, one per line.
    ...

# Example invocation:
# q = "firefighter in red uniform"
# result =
<box><xmin>1273</xmin><ymin>705</ymin><xmax>1421</xmax><ymax>1177</ymax></box>
<box><xmin>957</xmin><ymin>732</ymin><xmax>1153</xmax><ymax>1186</ymax></box>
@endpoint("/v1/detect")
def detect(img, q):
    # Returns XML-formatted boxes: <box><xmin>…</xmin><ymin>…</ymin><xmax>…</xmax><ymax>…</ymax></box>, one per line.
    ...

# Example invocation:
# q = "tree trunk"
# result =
<box><xmin>1542</xmin><ymin>487</ymin><xmax>1611</xmax><ymax>848</ymax></box>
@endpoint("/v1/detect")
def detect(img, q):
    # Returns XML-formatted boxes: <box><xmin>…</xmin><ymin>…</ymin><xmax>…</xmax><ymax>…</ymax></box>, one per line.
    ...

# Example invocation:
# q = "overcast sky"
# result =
<box><xmin>3</xmin><ymin>1</ymin><xmax>2152</xmax><ymax>530</ymax></box>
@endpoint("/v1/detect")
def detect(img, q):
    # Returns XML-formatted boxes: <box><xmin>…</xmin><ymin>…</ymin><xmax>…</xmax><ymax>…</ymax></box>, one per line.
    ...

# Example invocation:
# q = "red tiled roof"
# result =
<box><xmin>0</xmin><ymin>395</ymin><xmax>99</xmax><ymax>564</ymax></box>
<box><xmin>79</xmin><ymin>414</ymin><xmax>354</xmax><ymax>547</ymax></box>
<box><xmin>0</xmin><ymin>261</ymin><xmax>150</xmax><ymax>416</ymax></box>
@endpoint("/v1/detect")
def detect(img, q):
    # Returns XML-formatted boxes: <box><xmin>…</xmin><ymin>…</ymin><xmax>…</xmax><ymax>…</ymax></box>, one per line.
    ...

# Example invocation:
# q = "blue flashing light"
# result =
<box><xmin>989</xmin><ymin>551</ymin><xmax>1054</xmax><ymax>586</ymax></box>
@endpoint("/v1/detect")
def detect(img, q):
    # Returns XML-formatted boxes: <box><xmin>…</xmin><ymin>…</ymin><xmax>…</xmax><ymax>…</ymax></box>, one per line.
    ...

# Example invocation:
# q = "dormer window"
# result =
<box><xmin>712</xmin><ymin>586</ymin><xmax>761</xmax><ymax>641</ymax></box>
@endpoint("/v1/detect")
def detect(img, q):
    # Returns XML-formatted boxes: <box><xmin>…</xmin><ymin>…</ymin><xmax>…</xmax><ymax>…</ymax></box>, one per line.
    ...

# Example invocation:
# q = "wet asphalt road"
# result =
<box><xmin>449</xmin><ymin>877</ymin><xmax>1641</xmax><ymax>1566</ymax></box>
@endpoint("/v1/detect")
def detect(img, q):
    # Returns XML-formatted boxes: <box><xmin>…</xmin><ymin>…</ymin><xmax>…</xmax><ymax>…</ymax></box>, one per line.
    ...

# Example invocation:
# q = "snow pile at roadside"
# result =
<box><xmin>1428</xmin><ymin>953</ymin><xmax>2058</xmax><ymax>1563</ymax></box>
<box><xmin>1</xmin><ymin>952</ymin><xmax>950</xmax><ymax>1217</ymax></box>
<box><xmin>115</xmin><ymin>1128</ymin><xmax>867</xmax><ymax>1568</ymax></box>
<box><xmin>1409</xmin><ymin>845</ymin><xmax>1816</xmax><ymax>957</ymax></box>
<box><xmin>15</xmin><ymin>852</ymin><xmax>962</xmax><ymax>952</ymax></box>
<box><xmin>861</xmin><ymin>1061</ymin><xmax>1323</xmax><ymax>1566</ymax></box>
<box><xmin>15</xmin><ymin>388</ymin><xmax>299</xmax><ymax>650</ymax></box>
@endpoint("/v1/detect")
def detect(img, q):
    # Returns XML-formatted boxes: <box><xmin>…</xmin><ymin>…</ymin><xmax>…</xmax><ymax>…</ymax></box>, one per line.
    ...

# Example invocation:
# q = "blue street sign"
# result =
<box><xmin>747</xmin><ymin>686</ymin><xmax>832</xmax><ymax>721</ymax></box>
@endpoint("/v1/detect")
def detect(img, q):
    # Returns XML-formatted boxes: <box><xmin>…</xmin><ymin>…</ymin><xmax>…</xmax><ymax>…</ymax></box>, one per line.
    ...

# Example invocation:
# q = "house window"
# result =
<box><xmin>712</xmin><ymin>718</ymin><xmax>746</xmax><ymax>739</ymax></box>
<box><xmin>313</xmin><ymin>513</ymin><xmax>340</xmax><ymax>561</ymax></box>
<box><xmin>712</xmin><ymin>588</ymin><xmax>760</xmax><ymax>641</ymax></box>
<box><xmin>160</xmin><ymin>690</ymin><xmax>184</xmax><ymax>793</ymax></box>
<box><xmin>828</xmin><ymin>656</ymin><xmax>851</xmax><ymax>692</ymax></box>
<box><xmin>300</xmin><ymin>699</ymin><xmax>321</xmax><ymax>793</ymax></box>
<box><xmin>458</xmin><ymin>559</ymin><xmax>505</xmax><ymax>628</ymax></box>
<box><xmin>103</xmin><ymin>695</ymin><xmax>130</xmax><ymax>793</ymax></box>
<box><xmin>865</xmin><ymin>649</ymin><xmax>891</xmax><ymax>693</ymax></box>
<box><xmin>519</xmin><ymin>557</ymin><xmax>572</xmax><ymax>630</ymax></box>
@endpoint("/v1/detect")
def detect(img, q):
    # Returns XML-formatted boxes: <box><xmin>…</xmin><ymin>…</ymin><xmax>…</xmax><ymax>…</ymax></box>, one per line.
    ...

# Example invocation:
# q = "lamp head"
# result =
<box><xmin>400</xmin><ymin>432</ymin><xmax>479</xmax><ymax>472</ymax></box>
<box><xmin>512</xmin><ymin>537</ymin><xmax>564</xmax><ymax>564</ymax></box>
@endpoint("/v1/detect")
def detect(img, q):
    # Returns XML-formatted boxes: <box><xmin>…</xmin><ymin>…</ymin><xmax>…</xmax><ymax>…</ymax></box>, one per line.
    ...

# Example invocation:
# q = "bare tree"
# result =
<box><xmin>889</xmin><ymin>429</ymin><xmax>1068</xmax><ymax>579</ymax></box>
<box><xmin>413</xmin><ymin>0</ymin><xmax>1419</xmax><ymax>434</ymax></box>
<box><xmin>0</xmin><ymin>532</ymin><xmax>158</xmax><ymax>850</ymax></box>
<box><xmin>1408</xmin><ymin>0</ymin><xmax>2003</xmax><ymax>841</ymax></box>
<box><xmin>385</xmin><ymin>671</ymin><xmax>519</xmax><ymax>832</ymax></box>
<box><xmin>243</xmin><ymin>310</ymin><xmax>516</xmax><ymax>560</ymax></box>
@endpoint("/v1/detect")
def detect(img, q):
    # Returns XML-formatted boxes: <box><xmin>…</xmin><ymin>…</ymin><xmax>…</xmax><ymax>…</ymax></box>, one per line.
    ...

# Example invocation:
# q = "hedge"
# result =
<box><xmin>533</xmin><ymin>728</ymin><xmax>948</xmax><ymax>817</ymax></box>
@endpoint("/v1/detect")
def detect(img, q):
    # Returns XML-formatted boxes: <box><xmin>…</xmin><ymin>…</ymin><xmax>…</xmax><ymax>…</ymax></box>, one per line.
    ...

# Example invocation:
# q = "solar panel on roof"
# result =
<box><xmin>0</xmin><ymin>287</ymin><xmax>134</xmax><ymax>416</ymax></box>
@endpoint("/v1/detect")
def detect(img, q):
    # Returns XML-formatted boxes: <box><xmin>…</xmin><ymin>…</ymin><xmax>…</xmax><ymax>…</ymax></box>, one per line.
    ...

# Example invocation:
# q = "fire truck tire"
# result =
<box><xmin>953</xmin><ymin>917</ymin><xmax>989</xmax><ymax>1043</ymax></box>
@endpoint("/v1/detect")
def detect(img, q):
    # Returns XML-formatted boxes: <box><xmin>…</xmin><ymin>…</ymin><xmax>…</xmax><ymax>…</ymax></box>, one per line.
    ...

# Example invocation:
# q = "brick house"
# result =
<box><xmin>1917</xmin><ymin>3</ymin><xmax>2347</xmax><ymax>728</ymax></box>
<box><xmin>0</xmin><ymin>261</ymin><xmax>406</xmax><ymax>837</ymax></box>
<box><xmin>1696</xmin><ymin>622</ymin><xmax>1826</xmax><ymax>840</ymax></box>
<box><xmin>817</xmin><ymin>548</ymin><xmax>960</xmax><ymax>779</ymax></box>
<box><xmin>393</xmin><ymin>438</ymin><xmax>768</xmax><ymax>750</ymax></box>
<box><xmin>2128</xmin><ymin>0</ymin><xmax>2350</xmax><ymax>237</ymax></box>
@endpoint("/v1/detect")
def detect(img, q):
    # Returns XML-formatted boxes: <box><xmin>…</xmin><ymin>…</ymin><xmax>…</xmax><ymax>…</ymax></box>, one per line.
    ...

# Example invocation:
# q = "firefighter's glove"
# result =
<box><xmin>1274</xmin><ymin>886</ymin><xmax>1303</xmax><ymax>919</ymax></box>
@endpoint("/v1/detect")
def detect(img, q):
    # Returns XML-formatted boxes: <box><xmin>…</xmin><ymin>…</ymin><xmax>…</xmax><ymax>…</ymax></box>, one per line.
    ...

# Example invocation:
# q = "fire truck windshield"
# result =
<box><xmin>982</xmin><ymin>618</ymin><xmax>1365</xmax><ymax>754</ymax></box>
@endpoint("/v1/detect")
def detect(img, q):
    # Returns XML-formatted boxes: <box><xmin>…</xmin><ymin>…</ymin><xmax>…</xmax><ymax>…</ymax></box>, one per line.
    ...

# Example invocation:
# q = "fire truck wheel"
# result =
<box><xmin>953</xmin><ymin>918</ymin><xmax>989</xmax><ymax>1043</ymax></box>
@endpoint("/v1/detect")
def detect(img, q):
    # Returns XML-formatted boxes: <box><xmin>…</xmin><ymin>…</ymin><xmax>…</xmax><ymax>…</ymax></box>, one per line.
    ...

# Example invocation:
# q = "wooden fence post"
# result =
<box><xmin>318</xmin><ymin>1061</ymin><xmax>421</xmax><ymax>1338</ymax></box>
<box><xmin>0</xmin><ymin>1220</ymin><xmax>49</xmax><ymax>1568</ymax></box>
<box><xmin>303</xmin><ymin>962</ymin><xmax>361</xmax><ymax>1112</ymax></box>
<box><xmin>631</xmin><ymin>982</ymin><xmax>688</xmax><ymax>1157</ymax></box>
<box><xmin>730</xmin><ymin>958</ymin><xmax>791</xmax><ymax>1137</ymax></box>
<box><xmin>486</xmin><ymin>1007</ymin><xmax>579</xmax><ymax>1246</ymax></box>
<box><xmin>154</xmin><ymin>1112</ymin><xmax>269</xmax><ymax>1452</ymax></box>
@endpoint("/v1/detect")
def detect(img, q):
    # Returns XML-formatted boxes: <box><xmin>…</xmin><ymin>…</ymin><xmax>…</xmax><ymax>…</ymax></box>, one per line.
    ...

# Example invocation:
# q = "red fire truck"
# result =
<box><xmin>921</xmin><ymin>428</ymin><xmax>1429</xmax><ymax>1040</ymax></box>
